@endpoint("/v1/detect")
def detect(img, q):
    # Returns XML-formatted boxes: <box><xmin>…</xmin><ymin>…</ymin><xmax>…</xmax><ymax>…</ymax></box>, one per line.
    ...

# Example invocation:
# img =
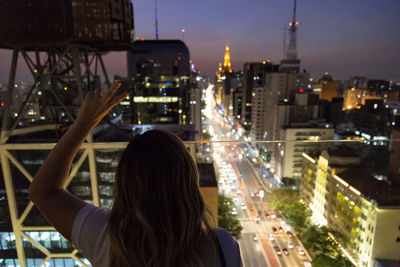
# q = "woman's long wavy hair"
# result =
<box><xmin>108</xmin><ymin>130</ymin><xmax>219</xmax><ymax>266</ymax></box>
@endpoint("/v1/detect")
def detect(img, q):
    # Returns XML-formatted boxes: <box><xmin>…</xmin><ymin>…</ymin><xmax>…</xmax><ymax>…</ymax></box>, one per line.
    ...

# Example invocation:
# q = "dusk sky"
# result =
<box><xmin>0</xmin><ymin>0</ymin><xmax>399</xmax><ymax>83</ymax></box>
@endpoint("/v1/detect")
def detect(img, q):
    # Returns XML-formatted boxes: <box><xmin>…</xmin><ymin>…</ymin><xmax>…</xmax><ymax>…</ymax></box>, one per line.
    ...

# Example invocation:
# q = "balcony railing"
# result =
<box><xmin>0</xmin><ymin>138</ymin><xmax>398</xmax><ymax>267</ymax></box>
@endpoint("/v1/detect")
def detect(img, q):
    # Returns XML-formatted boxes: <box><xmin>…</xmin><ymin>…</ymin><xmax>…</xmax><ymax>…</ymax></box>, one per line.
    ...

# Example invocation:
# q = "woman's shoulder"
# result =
<box><xmin>214</xmin><ymin>227</ymin><xmax>235</xmax><ymax>242</ymax></box>
<box><xmin>71</xmin><ymin>205</ymin><xmax>110</xmax><ymax>267</ymax></box>
<box><xmin>214</xmin><ymin>227</ymin><xmax>242</xmax><ymax>266</ymax></box>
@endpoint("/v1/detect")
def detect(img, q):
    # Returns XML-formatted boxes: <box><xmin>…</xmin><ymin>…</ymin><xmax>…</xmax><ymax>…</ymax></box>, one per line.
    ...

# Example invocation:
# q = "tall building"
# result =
<box><xmin>275</xmin><ymin>123</ymin><xmax>334</xmax><ymax>182</ymax></box>
<box><xmin>190</xmin><ymin>72</ymin><xmax>207</xmax><ymax>140</ymax></box>
<box><xmin>249</xmin><ymin>72</ymin><xmax>299</xmax><ymax>140</ymax></box>
<box><xmin>302</xmin><ymin>148</ymin><xmax>400</xmax><ymax>267</ymax></box>
<box><xmin>241</xmin><ymin>62</ymin><xmax>278</xmax><ymax>130</ymax></box>
<box><xmin>231</xmin><ymin>71</ymin><xmax>244</xmax><ymax>120</ymax></box>
<box><xmin>127</xmin><ymin>40</ymin><xmax>191</xmax><ymax>124</ymax></box>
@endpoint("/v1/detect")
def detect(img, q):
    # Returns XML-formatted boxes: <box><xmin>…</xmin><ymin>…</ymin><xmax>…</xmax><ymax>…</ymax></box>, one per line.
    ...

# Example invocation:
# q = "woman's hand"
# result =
<box><xmin>75</xmin><ymin>82</ymin><xmax>129</xmax><ymax>129</ymax></box>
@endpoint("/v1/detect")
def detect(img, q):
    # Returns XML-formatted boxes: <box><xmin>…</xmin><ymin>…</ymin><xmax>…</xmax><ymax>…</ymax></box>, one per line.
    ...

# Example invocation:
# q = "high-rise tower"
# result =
<box><xmin>223</xmin><ymin>45</ymin><xmax>233</xmax><ymax>74</ymax></box>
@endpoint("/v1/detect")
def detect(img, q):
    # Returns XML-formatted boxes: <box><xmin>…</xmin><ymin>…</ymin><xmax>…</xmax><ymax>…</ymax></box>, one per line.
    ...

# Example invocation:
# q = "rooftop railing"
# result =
<box><xmin>0</xmin><ymin>138</ymin><xmax>398</xmax><ymax>267</ymax></box>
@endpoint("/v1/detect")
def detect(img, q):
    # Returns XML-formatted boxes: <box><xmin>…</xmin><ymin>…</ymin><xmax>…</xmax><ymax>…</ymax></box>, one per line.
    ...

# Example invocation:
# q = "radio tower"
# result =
<box><xmin>287</xmin><ymin>0</ymin><xmax>298</xmax><ymax>60</ymax></box>
<box><xmin>155</xmin><ymin>0</ymin><xmax>159</xmax><ymax>40</ymax></box>
<box><xmin>280</xmin><ymin>0</ymin><xmax>300</xmax><ymax>73</ymax></box>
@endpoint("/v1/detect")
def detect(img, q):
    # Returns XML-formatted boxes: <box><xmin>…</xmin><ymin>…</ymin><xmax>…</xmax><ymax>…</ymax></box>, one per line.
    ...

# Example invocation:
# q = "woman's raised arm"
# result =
<box><xmin>28</xmin><ymin>83</ymin><xmax>128</xmax><ymax>240</ymax></box>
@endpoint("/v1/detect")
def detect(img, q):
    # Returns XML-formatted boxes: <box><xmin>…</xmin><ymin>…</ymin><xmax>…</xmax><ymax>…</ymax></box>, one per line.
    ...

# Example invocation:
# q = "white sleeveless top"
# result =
<box><xmin>72</xmin><ymin>204</ymin><xmax>242</xmax><ymax>267</ymax></box>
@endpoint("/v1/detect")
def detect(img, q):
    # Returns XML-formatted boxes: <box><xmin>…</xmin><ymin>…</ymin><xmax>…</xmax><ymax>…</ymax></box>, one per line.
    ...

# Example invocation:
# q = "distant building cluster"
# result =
<box><xmin>212</xmin><ymin>40</ymin><xmax>400</xmax><ymax>266</ymax></box>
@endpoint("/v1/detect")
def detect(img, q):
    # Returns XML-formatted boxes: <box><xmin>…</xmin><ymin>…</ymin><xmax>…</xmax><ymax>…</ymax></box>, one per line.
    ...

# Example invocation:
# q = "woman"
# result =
<box><xmin>29</xmin><ymin>83</ymin><xmax>241</xmax><ymax>266</ymax></box>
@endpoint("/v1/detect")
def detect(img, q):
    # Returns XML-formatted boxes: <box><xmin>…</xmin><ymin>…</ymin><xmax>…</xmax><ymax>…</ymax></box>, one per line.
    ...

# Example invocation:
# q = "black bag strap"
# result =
<box><xmin>215</xmin><ymin>235</ymin><xmax>227</xmax><ymax>267</ymax></box>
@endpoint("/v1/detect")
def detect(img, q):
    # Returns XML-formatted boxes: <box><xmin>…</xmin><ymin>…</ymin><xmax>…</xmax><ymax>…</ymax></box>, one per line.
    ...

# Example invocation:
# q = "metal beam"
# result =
<box><xmin>0</xmin><ymin>148</ymin><xmax>27</xmax><ymax>267</ymax></box>
<box><xmin>1</xmin><ymin>49</ymin><xmax>19</xmax><ymax>143</ymax></box>
<box><xmin>87</xmin><ymin>136</ymin><xmax>100</xmax><ymax>207</ymax></box>
<box><xmin>71</xmin><ymin>45</ymin><xmax>84</xmax><ymax>103</ymax></box>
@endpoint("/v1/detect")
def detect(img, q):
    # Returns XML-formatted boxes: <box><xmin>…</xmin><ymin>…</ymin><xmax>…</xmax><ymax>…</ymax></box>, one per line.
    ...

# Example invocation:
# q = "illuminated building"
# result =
<box><xmin>215</xmin><ymin>45</ymin><xmax>241</xmax><ymax>117</ymax></box>
<box><xmin>344</xmin><ymin>87</ymin><xmax>364</xmax><ymax>110</ymax></box>
<box><xmin>302</xmin><ymin>148</ymin><xmax>400</xmax><ymax>267</ymax></box>
<box><xmin>347</xmin><ymin>99</ymin><xmax>391</xmax><ymax>140</ymax></box>
<box><xmin>344</xmin><ymin>87</ymin><xmax>385</xmax><ymax>111</ymax></box>
<box><xmin>312</xmin><ymin>73</ymin><xmax>338</xmax><ymax>102</ymax></box>
<box><xmin>222</xmin><ymin>45</ymin><xmax>232</xmax><ymax>74</ymax></box>
<box><xmin>127</xmin><ymin>40</ymin><xmax>191</xmax><ymax>124</ymax></box>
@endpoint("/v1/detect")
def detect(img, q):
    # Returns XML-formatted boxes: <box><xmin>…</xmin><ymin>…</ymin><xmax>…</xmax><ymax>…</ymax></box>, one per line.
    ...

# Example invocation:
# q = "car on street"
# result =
<box><xmin>241</xmin><ymin>203</ymin><xmax>247</xmax><ymax>210</ymax></box>
<box><xmin>287</xmin><ymin>231</ymin><xmax>293</xmax><ymax>237</ymax></box>
<box><xmin>278</xmin><ymin>226</ymin><xmax>284</xmax><ymax>232</ymax></box>
<box><xmin>268</xmin><ymin>234</ymin><xmax>274</xmax><ymax>241</ymax></box>
<box><xmin>282</xmin><ymin>248</ymin><xmax>289</xmax><ymax>255</ymax></box>
<box><xmin>296</xmin><ymin>246</ymin><xmax>305</xmax><ymax>255</ymax></box>
<box><xmin>274</xmin><ymin>246</ymin><xmax>282</xmax><ymax>256</ymax></box>
<box><xmin>253</xmin><ymin>235</ymin><xmax>258</xmax><ymax>241</ymax></box>
<box><xmin>287</xmin><ymin>241</ymin><xmax>294</xmax><ymax>249</ymax></box>
<box><xmin>272</xmin><ymin>227</ymin><xmax>278</xmax><ymax>234</ymax></box>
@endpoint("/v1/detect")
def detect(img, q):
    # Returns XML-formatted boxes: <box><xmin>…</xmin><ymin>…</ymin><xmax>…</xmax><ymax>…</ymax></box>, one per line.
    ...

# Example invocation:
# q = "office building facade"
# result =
<box><xmin>127</xmin><ymin>40</ymin><xmax>191</xmax><ymax>125</ymax></box>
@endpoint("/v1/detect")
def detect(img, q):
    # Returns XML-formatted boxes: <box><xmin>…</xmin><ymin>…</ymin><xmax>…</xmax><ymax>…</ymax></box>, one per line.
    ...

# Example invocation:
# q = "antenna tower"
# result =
<box><xmin>155</xmin><ymin>0</ymin><xmax>159</xmax><ymax>40</ymax></box>
<box><xmin>283</xmin><ymin>24</ymin><xmax>287</xmax><ymax>56</ymax></box>
<box><xmin>286</xmin><ymin>0</ymin><xmax>298</xmax><ymax>60</ymax></box>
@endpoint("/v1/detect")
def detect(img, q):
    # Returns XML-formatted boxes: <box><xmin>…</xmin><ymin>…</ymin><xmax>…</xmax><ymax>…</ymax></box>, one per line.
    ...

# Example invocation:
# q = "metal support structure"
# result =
<box><xmin>0</xmin><ymin>142</ymin><xmax>105</xmax><ymax>266</ymax></box>
<box><xmin>0</xmin><ymin>138</ymin><xmax>206</xmax><ymax>264</ymax></box>
<box><xmin>87</xmin><ymin>136</ymin><xmax>101</xmax><ymax>207</ymax></box>
<box><xmin>1</xmin><ymin>148</ymin><xmax>27</xmax><ymax>267</ymax></box>
<box><xmin>0</xmin><ymin>44</ymin><xmax>120</xmax><ymax>265</ymax></box>
<box><xmin>97</xmin><ymin>51</ymin><xmax>111</xmax><ymax>88</ymax></box>
<box><xmin>71</xmin><ymin>46</ymin><xmax>84</xmax><ymax>103</ymax></box>
<box><xmin>1</xmin><ymin>45</ymin><xmax>116</xmax><ymax>143</ymax></box>
<box><xmin>1</xmin><ymin>49</ymin><xmax>19</xmax><ymax>143</ymax></box>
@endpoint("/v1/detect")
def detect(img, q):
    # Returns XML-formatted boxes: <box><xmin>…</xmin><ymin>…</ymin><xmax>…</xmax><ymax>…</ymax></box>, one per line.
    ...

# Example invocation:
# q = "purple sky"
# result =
<box><xmin>0</xmin><ymin>0</ymin><xmax>399</xmax><ymax>83</ymax></box>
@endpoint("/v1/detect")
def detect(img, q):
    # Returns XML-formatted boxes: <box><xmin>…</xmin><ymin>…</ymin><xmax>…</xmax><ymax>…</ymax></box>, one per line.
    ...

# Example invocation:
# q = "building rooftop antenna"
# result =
<box><xmin>155</xmin><ymin>0</ymin><xmax>159</xmax><ymax>40</ymax></box>
<box><xmin>286</xmin><ymin>0</ymin><xmax>298</xmax><ymax>60</ymax></box>
<box><xmin>283</xmin><ymin>24</ymin><xmax>287</xmax><ymax>57</ymax></box>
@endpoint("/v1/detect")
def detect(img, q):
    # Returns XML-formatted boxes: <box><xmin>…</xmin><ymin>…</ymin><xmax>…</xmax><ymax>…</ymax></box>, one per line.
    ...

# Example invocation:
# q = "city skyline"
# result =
<box><xmin>0</xmin><ymin>0</ymin><xmax>399</xmax><ymax>83</ymax></box>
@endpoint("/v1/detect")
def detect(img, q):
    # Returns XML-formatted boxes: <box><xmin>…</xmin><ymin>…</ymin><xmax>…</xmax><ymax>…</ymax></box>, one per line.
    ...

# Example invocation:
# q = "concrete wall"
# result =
<box><xmin>200</xmin><ymin>186</ymin><xmax>219</xmax><ymax>226</ymax></box>
<box><xmin>372</xmin><ymin>208</ymin><xmax>400</xmax><ymax>263</ymax></box>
